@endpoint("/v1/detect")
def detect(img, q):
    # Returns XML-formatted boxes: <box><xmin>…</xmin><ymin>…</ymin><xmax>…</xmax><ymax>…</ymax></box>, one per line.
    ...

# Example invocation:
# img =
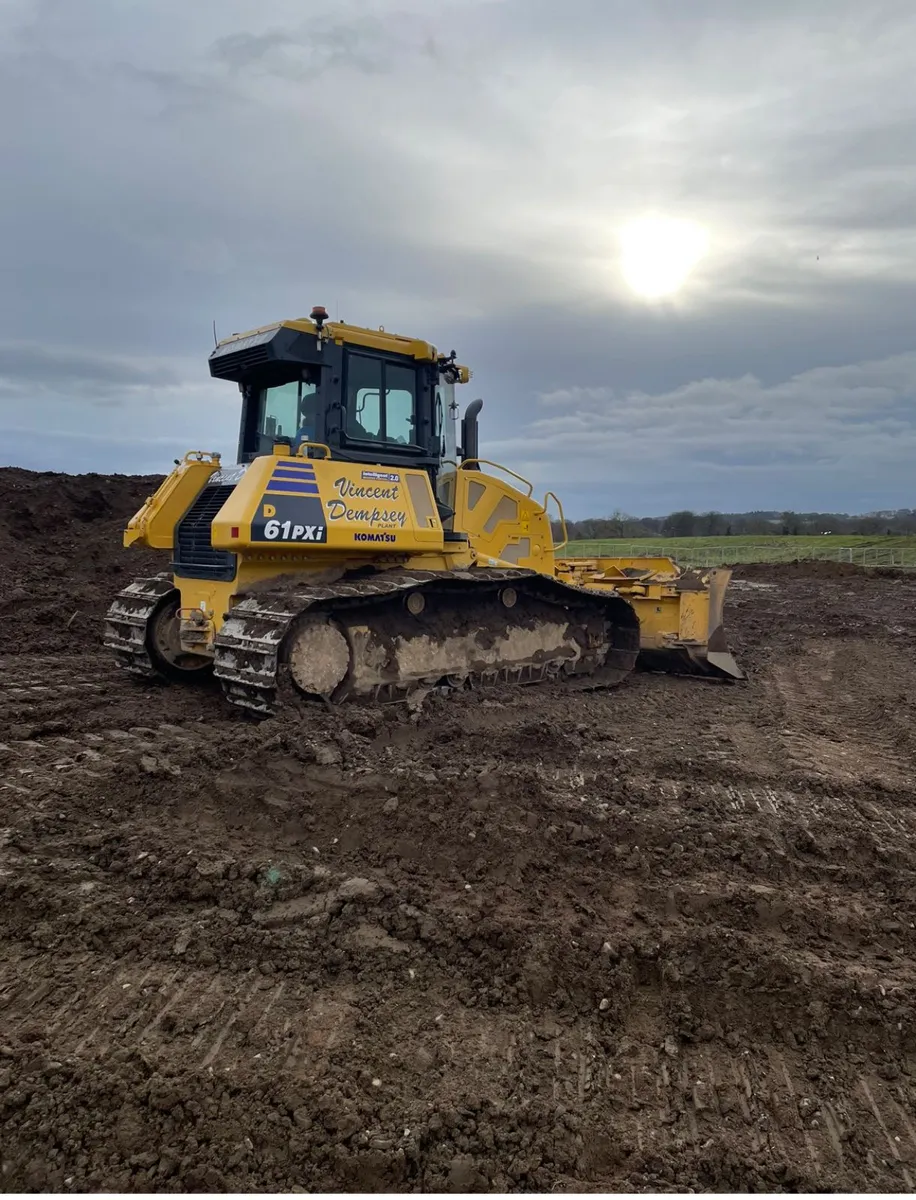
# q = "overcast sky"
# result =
<box><xmin>2</xmin><ymin>0</ymin><xmax>916</xmax><ymax>517</ymax></box>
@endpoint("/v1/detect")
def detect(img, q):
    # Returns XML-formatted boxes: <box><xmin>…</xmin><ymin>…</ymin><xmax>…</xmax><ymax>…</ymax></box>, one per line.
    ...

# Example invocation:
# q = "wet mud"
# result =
<box><xmin>3</xmin><ymin>468</ymin><xmax>916</xmax><ymax>1191</ymax></box>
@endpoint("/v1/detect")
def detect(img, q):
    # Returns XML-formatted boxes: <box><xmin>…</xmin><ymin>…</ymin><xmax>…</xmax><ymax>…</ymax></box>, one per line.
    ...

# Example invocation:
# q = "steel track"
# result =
<box><xmin>102</xmin><ymin>574</ymin><xmax>178</xmax><ymax>677</ymax></box>
<box><xmin>104</xmin><ymin>568</ymin><xmax>640</xmax><ymax>716</ymax></box>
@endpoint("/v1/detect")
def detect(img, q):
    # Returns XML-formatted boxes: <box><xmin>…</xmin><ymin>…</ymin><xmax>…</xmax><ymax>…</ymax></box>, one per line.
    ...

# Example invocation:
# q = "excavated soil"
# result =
<box><xmin>3</xmin><ymin>467</ymin><xmax>916</xmax><ymax>1192</ymax></box>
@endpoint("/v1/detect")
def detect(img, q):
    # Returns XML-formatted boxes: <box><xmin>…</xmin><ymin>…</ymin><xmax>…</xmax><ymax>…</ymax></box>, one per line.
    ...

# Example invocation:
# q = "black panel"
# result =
<box><xmin>215</xmin><ymin>342</ymin><xmax>271</xmax><ymax>375</ymax></box>
<box><xmin>213</xmin><ymin>329</ymin><xmax>445</xmax><ymax>497</ymax></box>
<box><xmin>172</xmin><ymin>485</ymin><xmax>237</xmax><ymax>582</ymax></box>
<box><xmin>209</xmin><ymin>326</ymin><xmax>325</xmax><ymax>383</ymax></box>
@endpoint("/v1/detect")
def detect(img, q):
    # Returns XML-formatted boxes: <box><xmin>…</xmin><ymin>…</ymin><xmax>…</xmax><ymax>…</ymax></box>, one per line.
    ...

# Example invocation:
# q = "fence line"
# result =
<box><xmin>566</xmin><ymin>542</ymin><xmax>916</xmax><ymax>569</ymax></box>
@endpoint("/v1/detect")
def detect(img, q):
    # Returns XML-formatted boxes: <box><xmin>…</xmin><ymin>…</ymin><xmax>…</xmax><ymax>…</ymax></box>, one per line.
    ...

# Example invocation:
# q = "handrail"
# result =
<box><xmin>294</xmin><ymin>441</ymin><xmax>333</xmax><ymax>460</ymax></box>
<box><xmin>544</xmin><ymin>490</ymin><xmax>568</xmax><ymax>553</ymax></box>
<box><xmin>458</xmin><ymin>458</ymin><xmax>534</xmax><ymax>497</ymax></box>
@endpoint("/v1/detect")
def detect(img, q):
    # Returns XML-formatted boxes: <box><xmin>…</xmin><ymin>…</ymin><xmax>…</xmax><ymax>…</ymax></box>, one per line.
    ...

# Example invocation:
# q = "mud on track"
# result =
<box><xmin>4</xmin><ymin>468</ymin><xmax>916</xmax><ymax>1192</ymax></box>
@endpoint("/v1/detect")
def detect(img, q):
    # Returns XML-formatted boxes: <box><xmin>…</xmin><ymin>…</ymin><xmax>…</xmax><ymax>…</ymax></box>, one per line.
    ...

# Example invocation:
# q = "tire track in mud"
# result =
<box><xmin>2</xmin><ymin>939</ymin><xmax>915</xmax><ymax>1192</ymax></box>
<box><xmin>770</xmin><ymin>640</ymin><xmax>915</xmax><ymax>788</ymax></box>
<box><xmin>3</xmin><ymin>743</ymin><xmax>916</xmax><ymax>1196</ymax></box>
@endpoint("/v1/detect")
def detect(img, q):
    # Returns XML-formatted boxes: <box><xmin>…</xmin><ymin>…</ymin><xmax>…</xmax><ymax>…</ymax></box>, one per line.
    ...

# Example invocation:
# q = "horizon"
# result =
<box><xmin>2</xmin><ymin>462</ymin><xmax>912</xmax><ymax>526</ymax></box>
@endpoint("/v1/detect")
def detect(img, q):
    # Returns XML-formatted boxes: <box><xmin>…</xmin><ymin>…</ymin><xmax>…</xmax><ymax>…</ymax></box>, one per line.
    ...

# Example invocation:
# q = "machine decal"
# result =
<box><xmin>262</xmin><ymin>519</ymin><xmax>326</xmax><ymax>542</ymax></box>
<box><xmin>265</xmin><ymin>459</ymin><xmax>320</xmax><ymax>496</ymax></box>
<box><xmin>326</xmin><ymin>474</ymin><xmax>408</xmax><ymax>530</ymax></box>
<box><xmin>361</xmin><ymin>469</ymin><xmax>400</xmax><ymax>483</ymax></box>
<box><xmin>251</xmin><ymin>495</ymin><xmax>328</xmax><ymax>543</ymax></box>
<box><xmin>211</xmin><ymin>463</ymin><xmax>249</xmax><ymax>485</ymax></box>
<box><xmin>253</xmin><ymin>461</ymin><xmax>328</xmax><ymax>544</ymax></box>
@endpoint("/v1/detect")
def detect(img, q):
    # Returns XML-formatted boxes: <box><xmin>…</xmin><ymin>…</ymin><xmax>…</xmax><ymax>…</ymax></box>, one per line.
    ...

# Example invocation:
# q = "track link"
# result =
<box><xmin>213</xmin><ymin>568</ymin><xmax>640</xmax><ymax>716</ymax></box>
<box><xmin>102</xmin><ymin>575</ymin><xmax>177</xmax><ymax>676</ymax></box>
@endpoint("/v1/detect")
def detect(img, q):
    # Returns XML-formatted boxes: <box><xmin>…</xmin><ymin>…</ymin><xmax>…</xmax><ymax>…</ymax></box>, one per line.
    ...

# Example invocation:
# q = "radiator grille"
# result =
<box><xmin>172</xmin><ymin>484</ymin><xmax>237</xmax><ymax>581</ymax></box>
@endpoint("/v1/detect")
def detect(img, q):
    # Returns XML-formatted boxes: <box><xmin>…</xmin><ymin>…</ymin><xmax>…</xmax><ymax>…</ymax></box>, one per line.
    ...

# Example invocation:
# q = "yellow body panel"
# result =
<box><xmin>215</xmin><ymin>318</ymin><xmax>470</xmax><ymax>380</ymax></box>
<box><xmin>560</xmin><ymin>555</ymin><xmax>681</xmax><ymax>581</ymax></box>
<box><xmin>444</xmin><ymin>463</ymin><xmax>556</xmax><ymax>574</ymax></box>
<box><xmin>285</xmin><ymin>319</ymin><xmax>439</xmax><ymax>363</ymax></box>
<box><xmin>210</xmin><ymin>449</ymin><xmax>446</xmax><ymax>556</ymax></box>
<box><xmin>123</xmin><ymin>452</ymin><xmax>221</xmax><ymax>550</ymax></box>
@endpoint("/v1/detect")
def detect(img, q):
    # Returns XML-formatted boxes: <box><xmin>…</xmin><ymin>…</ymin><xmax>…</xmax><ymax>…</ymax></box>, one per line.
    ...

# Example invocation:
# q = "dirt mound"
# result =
<box><xmin>3</xmin><ymin>469</ymin><xmax>916</xmax><ymax>1192</ymax></box>
<box><xmin>733</xmin><ymin>559</ymin><xmax>898</xmax><ymax>581</ymax></box>
<box><xmin>0</xmin><ymin>467</ymin><xmax>164</xmax><ymax>654</ymax></box>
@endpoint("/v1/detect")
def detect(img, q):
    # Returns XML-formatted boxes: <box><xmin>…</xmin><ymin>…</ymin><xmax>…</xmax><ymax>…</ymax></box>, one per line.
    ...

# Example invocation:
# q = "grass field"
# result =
<box><xmin>563</xmin><ymin>534</ymin><xmax>916</xmax><ymax>568</ymax></box>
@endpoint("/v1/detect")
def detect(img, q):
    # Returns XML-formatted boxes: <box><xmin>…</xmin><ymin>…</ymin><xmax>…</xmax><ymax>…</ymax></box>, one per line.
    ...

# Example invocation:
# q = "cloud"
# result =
<box><xmin>0</xmin><ymin>343</ymin><xmax>181</xmax><ymax>392</ymax></box>
<box><xmin>1</xmin><ymin>0</ymin><xmax>916</xmax><ymax>516</ymax></box>
<box><xmin>211</xmin><ymin>17</ymin><xmax>425</xmax><ymax>79</ymax></box>
<box><xmin>486</xmin><ymin>350</ymin><xmax>916</xmax><ymax>515</ymax></box>
<box><xmin>0</xmin><ymin>364</ymin><xmax>240</xmax><ymax>475</ymax></box>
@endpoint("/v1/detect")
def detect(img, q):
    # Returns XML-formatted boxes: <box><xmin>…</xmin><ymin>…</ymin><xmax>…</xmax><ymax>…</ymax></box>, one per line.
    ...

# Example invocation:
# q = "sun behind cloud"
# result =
<box><xmin>619</xmin><ymin>215</ymin><xmax>709</xmax><ymax>299</ymax></box>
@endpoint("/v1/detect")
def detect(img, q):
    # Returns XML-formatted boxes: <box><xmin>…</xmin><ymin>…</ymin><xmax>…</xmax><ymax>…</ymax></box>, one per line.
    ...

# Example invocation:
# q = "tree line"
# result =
<box><xmin>555</xmin><ymin>509</ymin><xmax>916</xmax><ymax>541</ymax></box>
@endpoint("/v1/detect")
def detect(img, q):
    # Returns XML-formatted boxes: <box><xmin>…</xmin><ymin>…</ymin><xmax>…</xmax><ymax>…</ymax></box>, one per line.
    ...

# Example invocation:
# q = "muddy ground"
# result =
<box><xmin>3</xmin><ymin>467</ymin><xmax>916</xmax><ymax>1192</ymax></box>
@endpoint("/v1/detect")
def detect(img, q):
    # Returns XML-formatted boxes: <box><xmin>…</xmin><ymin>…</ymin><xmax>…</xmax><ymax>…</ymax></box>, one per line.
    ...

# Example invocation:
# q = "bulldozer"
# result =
<box><xmin>104</xmin><ymin>308</ymin><xmax>742</xmax><ymax>714</ymax></box>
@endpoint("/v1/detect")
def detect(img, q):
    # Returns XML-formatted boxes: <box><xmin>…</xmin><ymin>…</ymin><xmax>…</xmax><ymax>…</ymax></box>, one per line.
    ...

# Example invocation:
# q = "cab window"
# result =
<box><xmin>346</xmin><ymin>354</ymin><xmax>417</xmax><ymax>446</ymax></box>
<box><xmin>258</xmin><ymin>378</ymin><xmax>318</xmax><ymax>443</ymax></box>
<box><xmin>385</xmin><ymin>364</ymin><xmax>416</xmax><ymax>444</ymax></box>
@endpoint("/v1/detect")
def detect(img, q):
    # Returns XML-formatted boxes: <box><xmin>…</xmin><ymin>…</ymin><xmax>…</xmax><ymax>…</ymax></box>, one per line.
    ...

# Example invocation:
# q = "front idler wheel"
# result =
<box><xmin>146</xmin><ymin>591</ymin><xmax>213</xmax><ymax>680</ymax></box>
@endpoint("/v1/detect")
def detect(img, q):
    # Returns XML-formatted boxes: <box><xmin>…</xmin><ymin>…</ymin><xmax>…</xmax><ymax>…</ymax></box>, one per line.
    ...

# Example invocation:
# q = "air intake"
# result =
<box><xmin>172</xmin><ymin>484</ymin><xmax>237</xmax><ymax>581</ymax></box>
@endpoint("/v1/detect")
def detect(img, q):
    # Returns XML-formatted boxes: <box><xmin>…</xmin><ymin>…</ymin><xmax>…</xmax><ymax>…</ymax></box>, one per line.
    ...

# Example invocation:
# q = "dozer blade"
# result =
<box><xmin>638</xmin><ymin>642</ymin><xmax>744</xmax><ymax>680</ymax></box>
<box><xmin>696</xmin><ymin>565</ymin><xmax>744</xmax><ymax>679</ymax></box>
<box><xmin>634</xmin><ymin>567</ymin><xmax>744</xmax><ymax>681</ymax></box>
<box><xmin>557</xmin><ymin>557</ymin><xmax>744</xmax><ymax>681</ymax></box>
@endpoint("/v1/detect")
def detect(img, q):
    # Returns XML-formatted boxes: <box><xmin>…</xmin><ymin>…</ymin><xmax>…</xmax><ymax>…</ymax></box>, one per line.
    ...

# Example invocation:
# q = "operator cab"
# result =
<box><xmin>207</xmin><ymin>308</ymin><xmax>468</xmax><ymax>483</ymax></box>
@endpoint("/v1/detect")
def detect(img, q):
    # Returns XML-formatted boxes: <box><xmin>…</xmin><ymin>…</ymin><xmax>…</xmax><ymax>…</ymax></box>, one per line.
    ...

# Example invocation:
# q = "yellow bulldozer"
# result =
<box><xmin>104</xmin><ymin>308</ymin><xmax>742</xmax><ymax>714</ymax></box>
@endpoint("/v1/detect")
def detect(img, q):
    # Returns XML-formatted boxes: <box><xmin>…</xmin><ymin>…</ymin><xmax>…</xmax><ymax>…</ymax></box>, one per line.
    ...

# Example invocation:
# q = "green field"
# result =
<box><xmin>563</xmin><ymin>534</ymin><xmax>916</xmax><ymax>568</ymax></box>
